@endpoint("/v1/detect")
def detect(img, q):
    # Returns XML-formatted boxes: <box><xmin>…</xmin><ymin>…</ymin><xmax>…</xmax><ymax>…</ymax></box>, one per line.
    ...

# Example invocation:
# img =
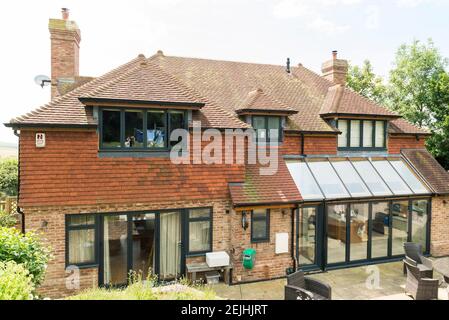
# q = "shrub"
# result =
<box><xmin>0</xmin><ymin>210</ymin><xmax>17</xmax><ymax>228</ymax></box>
<box><xmin>0</xmin><ymin>261</ymin><xmax>35</xmax><ymax>300</ymax></box>
<box><xmin>0</xmin><ymin>159</ymin><xmax>18</xmax><ymax>196</ymax></box>
<box><xmin>0</xmin><ymin>227</ymin><xmax>51</xmax><ymax>286</ymax></box>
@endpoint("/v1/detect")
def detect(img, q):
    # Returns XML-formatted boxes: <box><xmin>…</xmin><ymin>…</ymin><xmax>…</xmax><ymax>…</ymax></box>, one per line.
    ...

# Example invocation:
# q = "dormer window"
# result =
<box><xmin>99</xmin><ymin>108</ymin><xmax>186</xmax><ymax>150</ymax></box>
<box><xmin>252</xmin><ymin>115</ymin><xmax>282</xmax><ymax>144</ymax></box>
<box><xmin>337</xmin><ymin>119</ymin><xmax>386</xmax><ymax>150</ymax></box>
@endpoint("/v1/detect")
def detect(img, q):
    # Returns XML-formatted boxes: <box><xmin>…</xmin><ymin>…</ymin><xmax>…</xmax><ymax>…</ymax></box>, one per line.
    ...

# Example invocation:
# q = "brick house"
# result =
<box><xmin>5</xmin><ymin>10</ymin><xmax>449</xmax><ymax>298</ymax></box>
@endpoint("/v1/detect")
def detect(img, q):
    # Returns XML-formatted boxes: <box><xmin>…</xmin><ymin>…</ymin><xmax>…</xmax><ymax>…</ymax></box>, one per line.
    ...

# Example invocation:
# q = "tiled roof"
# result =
<box><xmin>236</xmin><ymin>88</ymin><xmax>297</xmax><ymax>114</ymax></box>
<box><xmin>320</xmin><ymin>85</ymin><xmax>399</xmax><ymax>118</ymax></box>
<box><xmin>7</xmin><ymin>51</ymin><xmax>425</xmax><ymax>135</ymax></box>
<box><xmin>389</xmin><ymin>118</ymin><xmax>430</xmax><ymax>135</ymax></box>
<box><xmin>229</xmin><ymin>156</ymin><xmax>302</xmax><ymax>205</ymax></box>
<box><xmin>402</xmin><ymin>149</ymin><xmax>449</xmax><ymax>194</ymax></box>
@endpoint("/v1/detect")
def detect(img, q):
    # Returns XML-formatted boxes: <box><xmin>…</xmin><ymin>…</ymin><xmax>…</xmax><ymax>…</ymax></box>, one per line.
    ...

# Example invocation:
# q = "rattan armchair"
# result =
<box><xmin>404</xmin><ymin>259</ymin><xmax>439</xmax><ymax>300</ymax></box>
<box><xmin>403</xmin><ymin>242</ymin><xmax>433</xmax><ymax>278</ymax></box>
<box><xmin>284</xmin><ymin>270</ymin><xmax>331</xmax><ymax>300</ymax></box>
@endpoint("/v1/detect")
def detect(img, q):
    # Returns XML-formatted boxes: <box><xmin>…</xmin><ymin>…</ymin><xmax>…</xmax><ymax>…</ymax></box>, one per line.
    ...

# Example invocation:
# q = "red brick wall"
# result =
<box><xmin>303</xmin><ymin>135</ymin><xmax>337</xmax><ymax>155</ymax></box>
<box><xmin>431</xmin><ymin>195</ymin><xmax>449</xmax><ymax>257</ymax></box>
<box><xmin>280</xmin><ymin>135</ymin><xmax>300</xmax><ymax>155</ymax></box>
<box><xmin>26</xmin><ymin>199</ymin><xmax>232</xmax><ymax>298</ymax></box>
<box><xmin>230</xmin><ymin>208</ymin><xmax>293</xmax><ymax>283</ymax></box>
<box><xmin>280</xmin><ymin>134</ymin><xmax>337</xmax><ymax>156</ymax></box>
<box><xmin>18</xmin><ymin>130</ymin><xmax>245</xmax><ymax>208</ymax></box>
<box><xmin>388</xmin><ymin>135</ymin><xmax>426</xmax><ymax>154</ymax></box>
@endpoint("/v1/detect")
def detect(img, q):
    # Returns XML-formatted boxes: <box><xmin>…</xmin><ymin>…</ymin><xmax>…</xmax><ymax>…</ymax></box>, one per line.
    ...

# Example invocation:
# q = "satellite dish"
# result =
<box><xmin>34</xmin><ymin>75</ymin><xmax>51</xmax><ymax>88</ymax></box>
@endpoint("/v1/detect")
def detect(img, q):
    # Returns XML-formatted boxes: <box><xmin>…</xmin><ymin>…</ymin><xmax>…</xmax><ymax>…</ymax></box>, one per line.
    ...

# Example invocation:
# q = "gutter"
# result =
<box><xmin>13</xmin><ymin>130</ymin><xmax>24</xmax><ymax>234</ymax></box>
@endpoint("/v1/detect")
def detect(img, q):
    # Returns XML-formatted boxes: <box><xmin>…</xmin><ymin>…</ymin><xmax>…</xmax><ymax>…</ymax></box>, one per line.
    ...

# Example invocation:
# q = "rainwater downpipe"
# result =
<box><xmin>13</xmin><ymin>129</ymin><xmax>24</xmax><ymax>233</ymax></box>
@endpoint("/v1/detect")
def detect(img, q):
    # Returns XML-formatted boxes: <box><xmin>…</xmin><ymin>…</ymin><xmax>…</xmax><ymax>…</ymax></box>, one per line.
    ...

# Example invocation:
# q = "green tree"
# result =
<box><xmin>0</xmin><ymin>158</ymin><xmax>18</xmax><ymax>196</ymax></box>
<box><xmin>388</xmin><ymin>39</ymin><xmax>449</xmax><ymax>169</ymax></box>
<box><xmin>346</xmin><ymin>60</ymin><xmax>387</xmax><ymax>104</ymax></box>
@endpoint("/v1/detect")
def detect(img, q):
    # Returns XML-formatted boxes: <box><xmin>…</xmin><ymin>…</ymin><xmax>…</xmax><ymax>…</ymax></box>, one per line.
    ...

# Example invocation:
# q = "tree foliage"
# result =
<box><xmin>346</xmin><ymin>60</ymin><xmax>387</xmax><ymax>104</ymax></box>
<box><xmin>346</xmin><ymin>39</ymin><xmax>449</xmax><ymax>169</ymax></box>
<box><xmin>0</xmin><ymin>158</ymin><xmax>18</xmax><ymax>196</ymax></box>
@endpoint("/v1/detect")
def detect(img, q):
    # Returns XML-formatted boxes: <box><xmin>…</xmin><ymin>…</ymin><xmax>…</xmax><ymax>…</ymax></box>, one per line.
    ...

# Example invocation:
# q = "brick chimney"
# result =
<box><xmin>321</xmin><ymin>50</ymin><xmax>348</xmax><ymax>85</ymax></box>
<box><xmin>48</xmin><ymin>8</ymin><xmax>81</xmax><ymax>99</ymax></box>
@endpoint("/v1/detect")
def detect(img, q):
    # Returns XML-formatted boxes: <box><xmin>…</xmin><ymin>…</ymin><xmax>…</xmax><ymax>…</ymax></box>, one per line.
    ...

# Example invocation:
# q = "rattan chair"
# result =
<box><xmin>403</xmin><ymin>242</ymin><xmax>433</xmax><ymax>278</ymax></box>
<box><xmin>284</xmin><ymin>270</ymin><xmax>331</xmax><ymax>300</ymax></box>
<box><xmin>404</xmin><ymin>259</ymin><xmax>439</xmax><ymax>300</ymax></box>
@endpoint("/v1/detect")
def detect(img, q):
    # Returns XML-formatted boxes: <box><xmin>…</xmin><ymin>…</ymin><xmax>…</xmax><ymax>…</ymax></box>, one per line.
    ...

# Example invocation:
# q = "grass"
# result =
<box><xmin>67</xmin><ymin>272</ymin><xmax>219</xmax><ymax>300</ymax></box>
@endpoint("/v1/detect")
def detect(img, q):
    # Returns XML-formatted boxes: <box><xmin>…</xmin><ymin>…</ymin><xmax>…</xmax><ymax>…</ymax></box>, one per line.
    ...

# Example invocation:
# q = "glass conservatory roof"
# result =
<box><xmin>286</xmin><ymin>157</ymin><xmax>431</xmax><ymax>201</ymax></box>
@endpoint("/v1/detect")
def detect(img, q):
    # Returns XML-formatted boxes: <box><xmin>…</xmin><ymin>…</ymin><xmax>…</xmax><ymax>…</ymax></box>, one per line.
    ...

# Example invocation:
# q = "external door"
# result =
<box><xmin>100</xmin><ymin>211</ymin><xmax>184</xmax><ymax>286</ymax></box>
<box><xmin>296</xmin><ymin>205</ymin><xmax>323</xmax><ymax>270</ymax></box>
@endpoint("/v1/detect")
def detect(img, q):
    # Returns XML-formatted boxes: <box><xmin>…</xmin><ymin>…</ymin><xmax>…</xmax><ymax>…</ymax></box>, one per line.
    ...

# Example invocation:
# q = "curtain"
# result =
<box><xmin>159</xmin><ymin>212</ymin><xmax>181</xmax><ymax>280</ymax></box>
<box><xmin>68</xmin><ymin>229</ymin><xmax>94</xmax><ymax>264</ymax></box>
<box><xmin>189</xmin><ymin>221</ymin><xmax>210</xmax><ymax>252</ymax></box>
<box><xmin>103</xmin><ymin>218</ymin><xmax>111</xmax><ymax>284</ymax></box>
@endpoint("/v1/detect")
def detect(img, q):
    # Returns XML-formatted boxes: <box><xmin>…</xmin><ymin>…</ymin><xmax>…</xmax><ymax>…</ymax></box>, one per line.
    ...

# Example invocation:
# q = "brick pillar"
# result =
<box><xmin>48</xmin><ymin>8</ymin><xmax>81</xmax><ymax>99</ymax></box>
<box><xmin>431</xmin><ymin>195</ymin><xmax>449</xmax><ymax>256</ymax></box>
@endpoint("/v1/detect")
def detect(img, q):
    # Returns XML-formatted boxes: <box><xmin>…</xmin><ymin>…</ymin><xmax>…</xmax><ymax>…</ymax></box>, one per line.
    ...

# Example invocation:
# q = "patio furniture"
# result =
<box><xmin>284</xmin><ymin>270</ymin><xmax>332</xmax><ymax>300</ymax></box>
<box><xmin>404</xmin><ymin>259</ymin><xmax>439</xmax><ymax>300</ymax></box>
<box><xmin>403</xmin><ymin>242</ymin><xmax>433</xmax><ymax>278</ymax></box>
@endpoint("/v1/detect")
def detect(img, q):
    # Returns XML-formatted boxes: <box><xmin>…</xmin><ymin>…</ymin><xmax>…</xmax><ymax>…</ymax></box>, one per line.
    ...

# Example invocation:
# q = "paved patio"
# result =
<box><xmin>211</xmin><ymin>259</ymin><xmax>449</xmax><ymax>300</ymax></box>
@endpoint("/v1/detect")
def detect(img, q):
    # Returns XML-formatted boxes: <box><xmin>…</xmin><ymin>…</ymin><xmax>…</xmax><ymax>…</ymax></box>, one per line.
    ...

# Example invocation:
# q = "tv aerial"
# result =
<box><xmin>34</xmin><ymin>75</ymin><xmax>51</xmax><ymax>88</ymax></box>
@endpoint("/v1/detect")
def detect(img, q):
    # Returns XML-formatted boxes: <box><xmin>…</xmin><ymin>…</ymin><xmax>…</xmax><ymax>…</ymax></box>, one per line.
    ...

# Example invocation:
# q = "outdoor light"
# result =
<box><xmin>241</xmin><ymin>211</ymin><xmax>249</xmax><ymax>230</ymax></box>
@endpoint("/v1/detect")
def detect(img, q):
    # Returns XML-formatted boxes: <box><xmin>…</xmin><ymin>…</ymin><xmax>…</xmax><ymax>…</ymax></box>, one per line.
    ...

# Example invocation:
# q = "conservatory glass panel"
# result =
<box><xmin>352</xmin><ymin>161</ymin><xmax>392</xmax><ymax>196</ymax></box>
<box><xmin>286</xmin><ymin>162</ymin><xmax>324</xmax><ymax>200</ymax></box>
<box><xmin>390</xmin><ymin>160</ymin><xmax>429</xmax><ymax>194</ymax></box>
<box><xmin>308</xmin><ymin>161</ymin><xmax>350</xmax><ymax>199</ymax></box>
<box><xmin>331</xmin><ymin>161</ymin><xmax>371</xmax><ymax>197</ymax></box>
<box><xmin>372</xmin><ymin>161</ymin><xmax>412</xmax><ymax>195</ymax></box>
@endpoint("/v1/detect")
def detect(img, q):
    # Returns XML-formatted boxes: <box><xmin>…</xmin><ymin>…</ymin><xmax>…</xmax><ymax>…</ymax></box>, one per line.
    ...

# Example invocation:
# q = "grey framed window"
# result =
<box><xmin>187</xmin><ymin>208</ymin><xmax>212</xmax><ymax>255</ymax></box>
<box><xmin>251</xmin><ymin>209</ymin><xmax>270</xmax><ymax>243</ymax></box>
<box><xmin>337</xmin><ymin>119</ymin><xmax>387</xmax><ymax>150</ymax></box>
<box><xmin>99</xmin><ymin>108</ymin><xmax>187</xmax><ymax>151</ymax></box>
<box><xmin>252</xmin><ymin>116</ymin><xmax>282</xmax><ymax>144</ymax></box>
<box><xmin>66</xmin><ymin>214</ymin><xmax>98</xmax><ymax>267</ymax></box>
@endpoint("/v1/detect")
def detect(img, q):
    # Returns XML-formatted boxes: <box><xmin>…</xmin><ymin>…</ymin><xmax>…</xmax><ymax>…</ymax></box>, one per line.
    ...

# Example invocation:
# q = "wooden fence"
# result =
<box><xmin>0</xmin><ymin>196</ymin><xmax>18</xmax><ymax>214</ymax></box>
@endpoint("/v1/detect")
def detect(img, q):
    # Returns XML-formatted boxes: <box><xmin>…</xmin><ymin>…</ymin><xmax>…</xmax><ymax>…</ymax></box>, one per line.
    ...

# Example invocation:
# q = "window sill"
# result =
<box><xmin>337</xmin><ymin>147</ymin><xmax>387</xmax><ymax>152</ymax></box>
<box><xmin>250</xmin><ymin>239</ymin><xmax>270</xmax><ymax>244</ymax></box>
<box><xmin>65</xmin><ymin>263</ymin><xmax>99</xmax><ymax>270</ymax></box>
<box><xmin>98</xmin><ymin>150</ymin><xmax>171</xmax><ymax>158</ymax></box>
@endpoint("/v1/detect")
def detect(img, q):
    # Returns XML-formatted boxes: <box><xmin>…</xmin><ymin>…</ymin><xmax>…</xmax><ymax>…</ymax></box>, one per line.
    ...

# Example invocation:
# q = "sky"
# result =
<box><xmin>1</xmin><ymin>0</ymin><xmax>448</xmax><ymax>143</ymax></box>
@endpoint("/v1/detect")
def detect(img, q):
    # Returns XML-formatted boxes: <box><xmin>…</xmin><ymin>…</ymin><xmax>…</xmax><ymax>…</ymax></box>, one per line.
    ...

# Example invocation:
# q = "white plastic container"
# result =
<box><xmin>206</xmin><ymin>251</ymin><xmax>230</xmax><ymax>267</ymax></box>
<box><xmin>205</xmin><ymin>271</ymin><xmax>220</xmax><ymax>284</ymax></box>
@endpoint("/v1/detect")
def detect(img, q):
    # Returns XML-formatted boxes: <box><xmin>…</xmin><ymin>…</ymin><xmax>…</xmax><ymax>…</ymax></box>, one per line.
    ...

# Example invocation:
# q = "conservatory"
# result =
<box><xmin>286</xmin><ymin>157</ymin><xmax>432</xmax><ymax>270</ymax></box>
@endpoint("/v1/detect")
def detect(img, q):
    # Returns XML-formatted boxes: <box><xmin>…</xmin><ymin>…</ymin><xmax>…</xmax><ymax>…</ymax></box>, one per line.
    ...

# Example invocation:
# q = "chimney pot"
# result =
<box><xmin>61</xmin><ymin>8</ymin><xmax>69</xmax><ymax>20</ymax></box>
<box><xmin>332</xmin><ymin>50</ymin><xmax>338</xmax><ymax>60</ymax></box>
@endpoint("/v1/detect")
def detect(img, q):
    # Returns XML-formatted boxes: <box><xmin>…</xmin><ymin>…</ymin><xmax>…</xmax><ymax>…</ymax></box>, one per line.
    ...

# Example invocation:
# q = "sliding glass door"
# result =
<box><xmin>132</xmin><ymin>213</ymin><xmax>156</xmax><ymax>280</ymax></box>
<box><xmin>323</xmin><ymin>198</ymin><xmax>430</xmax><ymax>268</ymax></box>
<box><xmin>100</xmin><ymin>211</ymin><xmax>184</xmax><ymax>286</ymax></box>
<box><xmin>297</xmin><ymin>206</ymin><xmax>322</xmax><ymax>268</ymax></box>
<box><xmin>103</xmin><ymin>215</ymin><xmax>128</xmax><ymax>286</ymax></box>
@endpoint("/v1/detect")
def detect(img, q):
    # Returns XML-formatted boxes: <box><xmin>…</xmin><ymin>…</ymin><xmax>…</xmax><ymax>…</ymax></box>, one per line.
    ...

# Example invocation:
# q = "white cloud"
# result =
<box><xmin>273</xmin><ymin>0</ymin><xmax>362</xmax><ymax>34</ymax></box>
<box><xmin>396</xmin><ymin>0</ymin><xmax>427</xmax><ymax>7</ymax></box>
<box><xmin>365</xmin><ymin>5</ymin><xmax>380</xmax><ymax>29</ymax></box>
<box><xmin>307</xmin><ymin>17</ymin><xmax>350</xmax><ymax>34</ymax></box>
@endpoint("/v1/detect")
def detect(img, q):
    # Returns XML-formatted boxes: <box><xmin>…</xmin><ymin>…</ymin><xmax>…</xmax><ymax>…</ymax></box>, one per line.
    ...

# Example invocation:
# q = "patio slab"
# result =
<box><xmin>210</xmin><ymin>259</ymin><xmax>449</xmax><ymax>300</ymax></box>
